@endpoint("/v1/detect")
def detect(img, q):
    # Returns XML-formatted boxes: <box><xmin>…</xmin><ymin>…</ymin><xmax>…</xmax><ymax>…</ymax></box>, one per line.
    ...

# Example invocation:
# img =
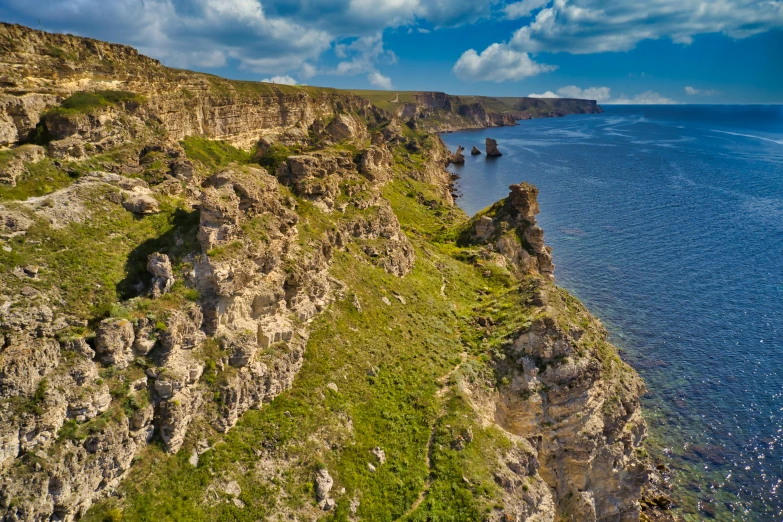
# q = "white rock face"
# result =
<box><xmin>94</xmin><ymin>319</ymin><xmax>135</xmax><ymax>369</ymax></box>
<box><xmin>147</xmin><ymin>252</ymin><xmax>175</xmax><ymax>298</ymax></box>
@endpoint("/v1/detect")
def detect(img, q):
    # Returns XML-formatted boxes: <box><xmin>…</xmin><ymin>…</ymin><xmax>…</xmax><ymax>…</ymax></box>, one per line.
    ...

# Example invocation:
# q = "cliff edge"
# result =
<box><xmin>0</xmin><ymin>23</ymin><xmax>670</xmax><ymax>522</ymax></box>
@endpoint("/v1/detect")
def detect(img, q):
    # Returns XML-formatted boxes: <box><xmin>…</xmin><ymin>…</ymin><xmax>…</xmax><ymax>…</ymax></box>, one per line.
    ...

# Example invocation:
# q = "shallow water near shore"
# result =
<box><xmin>442</xmin><ymin>105</ymin><xmax>783</xmax><ymax>521</ymax></box>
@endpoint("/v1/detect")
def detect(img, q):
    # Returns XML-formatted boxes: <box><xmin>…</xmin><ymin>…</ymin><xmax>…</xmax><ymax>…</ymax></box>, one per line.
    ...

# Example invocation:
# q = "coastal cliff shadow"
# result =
<box><xmin>116</xmin><ymin>208</ymin><xmax>201</xmax><ymax>300</ymax></box>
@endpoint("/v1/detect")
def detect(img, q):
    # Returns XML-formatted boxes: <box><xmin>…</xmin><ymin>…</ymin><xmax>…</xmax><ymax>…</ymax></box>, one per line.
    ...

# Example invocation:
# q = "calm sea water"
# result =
<box><xmin>442</xmin><ymin>105</ymin><xmax>783</xmax><ymax>521</ymax></box>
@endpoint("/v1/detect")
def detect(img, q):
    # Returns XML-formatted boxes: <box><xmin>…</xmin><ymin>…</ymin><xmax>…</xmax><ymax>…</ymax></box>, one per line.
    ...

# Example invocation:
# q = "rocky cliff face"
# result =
<box><xmin>0</xmin><ymin>23</ymin><xmax>669</xmax><ymax>522</ymax></box>
<box><xmin>463</xmin><ymin>185</ymin><xmax>650</xmax><ymax>521</ymax></box>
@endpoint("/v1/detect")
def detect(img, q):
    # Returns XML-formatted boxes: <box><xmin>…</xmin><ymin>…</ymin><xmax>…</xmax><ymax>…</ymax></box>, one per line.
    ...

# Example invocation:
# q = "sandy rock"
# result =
<box><xmin>471</xmin><ymin>145</ymin><xmax>481</xmax><ymax>155</ymax></box>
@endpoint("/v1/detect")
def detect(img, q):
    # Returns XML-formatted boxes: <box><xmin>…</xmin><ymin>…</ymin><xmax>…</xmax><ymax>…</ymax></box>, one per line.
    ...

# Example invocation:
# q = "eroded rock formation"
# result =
<box><xmin>486</xmin><ymin>138</ymin><xmax>503</xmax><ymax>157</ymax></box>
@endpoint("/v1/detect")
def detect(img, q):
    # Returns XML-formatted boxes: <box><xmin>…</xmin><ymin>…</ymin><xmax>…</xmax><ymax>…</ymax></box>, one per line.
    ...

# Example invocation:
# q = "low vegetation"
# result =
<box><xmin>46</xmin><ymin>90</ymin><xmax>145</xmax><ymax>116</ymax></box>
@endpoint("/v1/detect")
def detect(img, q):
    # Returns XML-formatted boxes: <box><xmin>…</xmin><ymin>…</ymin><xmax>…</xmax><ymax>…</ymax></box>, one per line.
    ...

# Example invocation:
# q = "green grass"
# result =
<box><xmin>0</xmin><ymin>157</ymin><xmax>77</xmax><ymax>200</ymax></box>
<box><xmin>345</xmin><ymin>90</ymin><xmax>419</xmax><ymax>113</ymax></box>
<box><xmin>0</xmin><ymin>190</ymin><xmax>200</xmax><ymax>319</ymax></box>
<box><xmin>46</xmin><ymin>90</ymin><xmax>145</xmax><ymax>117</ymax></box>
<box><xmin>179</xmin><ymin>136</ymin><xmax>252</xmax><ymax>172</ymax></box>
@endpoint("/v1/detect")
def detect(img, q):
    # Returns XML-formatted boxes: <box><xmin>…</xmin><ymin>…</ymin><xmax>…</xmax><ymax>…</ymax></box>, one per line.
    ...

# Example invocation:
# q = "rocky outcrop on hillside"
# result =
<box><xmin>466</xmin><ymin>183</ymin><xmax>554</xmax><ymax>279</ymax></box>
<box><xmin>469</xmin><ymin>282</ymin><xmax>649</xmax><ymax>522</ymax></box>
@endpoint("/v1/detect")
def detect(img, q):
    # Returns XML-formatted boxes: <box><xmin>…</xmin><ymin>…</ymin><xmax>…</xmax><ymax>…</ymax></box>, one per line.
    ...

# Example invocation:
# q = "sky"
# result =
<box><xmin>1</xmin><ymin>0</ymin><xmax>782</xmax><ymax>103</ymax></box>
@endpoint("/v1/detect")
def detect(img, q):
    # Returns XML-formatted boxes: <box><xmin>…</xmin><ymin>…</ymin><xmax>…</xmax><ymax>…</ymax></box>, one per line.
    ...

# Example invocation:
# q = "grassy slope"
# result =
<box><xmin>79</xmin><ymin>145</ymin><xmax>547</xmax><ymax>520</ymax></box>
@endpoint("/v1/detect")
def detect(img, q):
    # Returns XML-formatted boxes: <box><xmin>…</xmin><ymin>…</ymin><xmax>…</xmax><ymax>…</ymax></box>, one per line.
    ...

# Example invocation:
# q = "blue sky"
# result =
<box><xmin>1</xmin><ymin>0</ymin><xmax>782</xmax><ymax>103</ymax></box>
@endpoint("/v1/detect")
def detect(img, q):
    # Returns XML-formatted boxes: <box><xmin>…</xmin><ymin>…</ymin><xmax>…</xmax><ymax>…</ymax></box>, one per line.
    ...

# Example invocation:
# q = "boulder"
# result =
<box><xmin>314</xmin><ymin>468</ymin><xmax>334</xmax><ymax>501</ymax></box>
<box><xmin>326</xmin><ymin>114</ymin><xmax>368</xmax><ymax>142</ymax></box>
<box><xmin>486</xmin><ymin>138</ymin><xmax>502</xmax><ymax>157</ymax></box>
<box><xmin>123</xmin><ymin>194</ymin><xmax>160</xmax><ymax>214</ymax></box>
<box><xmin>147</xmin><ymin>252</ymin><xmax>175</xmax><ymax>298</ymax></box>
<box><xmin>94</xmin><ymin>318</ymin><xmax>135</xmax><ymax>369</ymax></box>
<box><xmin>471</xmin><ymin>145</ymin><xmax>481</xmax><ymax>155</ymax></box>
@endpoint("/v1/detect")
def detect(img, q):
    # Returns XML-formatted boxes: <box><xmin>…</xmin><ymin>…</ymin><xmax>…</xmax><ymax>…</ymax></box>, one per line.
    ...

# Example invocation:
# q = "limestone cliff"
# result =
<box><xmin>0</xmin><ymin>23</ymin><xmax>671</xmax><ymax>522</ymax></box>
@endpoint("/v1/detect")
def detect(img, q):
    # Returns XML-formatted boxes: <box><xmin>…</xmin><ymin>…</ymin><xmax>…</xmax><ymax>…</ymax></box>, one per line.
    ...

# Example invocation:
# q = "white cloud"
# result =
<box><xmin>453</xmin><ymin>43</ymin><xmax>557</xmax><ymax>82</ymax></box>
<box><xmin>504</xmin><ymin>0</ymin><xmax>550</xmax><ymax>20</ymax></box>
<box><xmin>608</xmin><ymin>91</ymin><xmax>678</xmax><ymax>104</ymax></box>
<box><xmin>367</xmin><ymin>71</ymin><xmax>393</xmax><ymax>89</ymax></box>
<box><xmin>2</xmin><ymin>0</ymin><xmax>497</xmax><ymax>78</ymax></box>
<box><xmin>530</xmin><ymin>85</ymin><xmax>673</xmax><ymax>103</ymax></box>
<box><xmin>528</xmin><ymin>91</ymin><xmax>560</xmax><ymax>98</ymax></box>
<box><xmin>299</xmin><ymin>63</ymin><xmax>317</xmax><ymax>80</ymax></box>
<box><xmin>508</xmin><ymin>0</ymin><xmax>783</xmax><ymax>55</ymax></box>
<box><xmin>557</xmin><ymin>85</ymin><xmax>611</xmax><ymax>101</ymax></box>
<box><xmin>261</xmin><ymin>75</ymin><xmax>298</xmax><ymax>85</ymax></box>
<box><xmin>685</xmin><ymin>85</ymin><xmax>720</xmax><ymax>95</ymax></box>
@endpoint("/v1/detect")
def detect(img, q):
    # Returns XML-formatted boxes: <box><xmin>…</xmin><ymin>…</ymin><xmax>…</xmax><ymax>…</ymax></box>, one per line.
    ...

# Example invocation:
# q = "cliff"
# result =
<box><xmin>0</xmin><ymin>23</ymin><xmax>670</xmax><ymax>522</ymax></box>
<box><xmin>344</xmin><ymin>90</ymin><xmax>602</xmax><ymax>133</ymax></box>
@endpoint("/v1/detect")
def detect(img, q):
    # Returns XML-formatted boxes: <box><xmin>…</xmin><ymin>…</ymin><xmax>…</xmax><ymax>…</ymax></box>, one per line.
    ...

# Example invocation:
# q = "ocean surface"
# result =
<box><xmin>442</xmin><ymin>105</ymin><xmax>783</xmax><ymax>521</ymax></box>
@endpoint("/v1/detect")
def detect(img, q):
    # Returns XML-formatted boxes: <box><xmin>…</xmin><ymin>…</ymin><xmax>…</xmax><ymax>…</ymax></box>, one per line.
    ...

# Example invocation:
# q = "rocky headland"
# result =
<box><xmin>0</xmin><ymin>23</ymin><xmax>672</xmax><ymax>522</ymax></box>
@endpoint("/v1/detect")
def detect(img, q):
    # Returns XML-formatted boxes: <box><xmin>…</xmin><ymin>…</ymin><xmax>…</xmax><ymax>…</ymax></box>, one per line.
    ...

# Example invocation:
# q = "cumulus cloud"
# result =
<box><xmin>608</xmin><ymin>91</ymin><xmax>678</xmax><ymax>104</ymax></box>
<box><xmin>261</xmin><ymin>75</ymin><xmax>298</xmax><ymax>85</ymax></box>
<box><xmin>557</xmin><ymin>85</ymin><xmax>611</xmax><ymax>101</ymax></box>
<box><xmin>299</xmin><ymin>63</ymin><xmax>317</xmax><ymax>80</ymax></box>
<box><xmin>528</xmin><ymin>91</ymin><xmax>560</xmax><ymax>98</ymax></box>
<box><xmin>685</xmin><ymin>86</ymin><xmax>719</xmax><ymax>95</ymax></box>
<box><xmin>0</xmin><ymin>0</ymin><xmax>496</xmax><ymax>78</ymax></box>
<box><xmin>529</xmin><ymin>85</ymin><xmax>674</xmax><ymax>103</ymax></box>
<box><xmin>367</xmin><ymin>71</ymin><xmax>393</xmax><ymax>89</ymax></box>
<box><xmin>508</xmin><ymin>0</ymin><xmax>783</xmax><ymax>55</ymax></box>
<box><xmin>504</xmin><ymin>0</ymin><xmax>550</xmax><ymax>20</ymax></box>
<box><xmin>453</xmin><ymin>43</ymin><xmax>557</xmax><ymax>82</ymax></box>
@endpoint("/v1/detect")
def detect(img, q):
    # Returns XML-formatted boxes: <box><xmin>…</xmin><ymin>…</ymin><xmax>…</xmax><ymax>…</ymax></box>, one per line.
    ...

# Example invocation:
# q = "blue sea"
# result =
<box><xmin>442</xmin><ymin>105</ymin><xmax>783</xmax><ymax>521</ymax></box>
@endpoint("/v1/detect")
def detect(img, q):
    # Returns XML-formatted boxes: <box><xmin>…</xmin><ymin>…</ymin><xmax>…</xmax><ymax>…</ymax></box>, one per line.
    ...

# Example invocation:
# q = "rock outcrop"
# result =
<box><xmin>465</xmin><ymin>183</ymin><xmax>554</xmax><ymax>279</ymax></box>
<box><xmin>448</xmin><ymin>145</ymin><xmax>466</xmax><ymax>165</ymax></box>
<box><xmin>471</xmin><ymin>145</ymin><xmax>481</xmax><ymax>155</ymax></box>
<box><xmin>486</xmin><ymin>138</ymin><xmax>503</xmax><ymax>157</ymax></box>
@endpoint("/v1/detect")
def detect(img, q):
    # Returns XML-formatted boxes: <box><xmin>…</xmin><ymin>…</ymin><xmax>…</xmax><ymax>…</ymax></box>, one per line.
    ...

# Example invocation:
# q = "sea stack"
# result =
<box><xmin>471</xmin><ymin>145</ymin><xmax>481</xmax><ymax>155</ymax></box>
<box><xmin>486</xmin><ymin>138</ymin><xmax>502</xmax><ymax>157</ymax></box>
<box><xmin>449</xmin><ymin>145</ymin><xmax>466</xmax><ymax>164</ymax></box>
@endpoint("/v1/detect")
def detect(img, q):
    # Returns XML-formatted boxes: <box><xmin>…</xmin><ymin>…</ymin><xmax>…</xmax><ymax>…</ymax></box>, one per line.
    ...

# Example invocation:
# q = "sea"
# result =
<box><xmin>441</xmin><ymin>105</ymin><xmax>783</xmax><ymax>521</ymax></box>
